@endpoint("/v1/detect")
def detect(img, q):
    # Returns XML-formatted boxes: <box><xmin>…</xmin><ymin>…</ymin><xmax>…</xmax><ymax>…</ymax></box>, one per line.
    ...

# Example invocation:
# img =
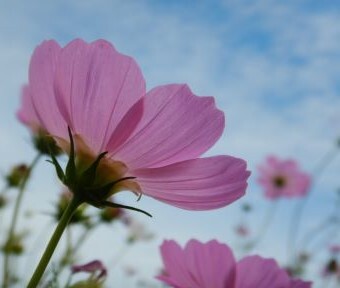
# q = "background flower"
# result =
<box><xmin>157</xmin><ymin>239</ymin><xmax>311</xmax><ymax>288</ymax></box>
<box><xmin>257</xmin><ymin>156</ymin><xmax>311</xmax><ymax>200</ymax></box>
<box><xmin>1</xmin><ymin>1</ymin><xmax>339</xmax><ymax>285</ymax></box>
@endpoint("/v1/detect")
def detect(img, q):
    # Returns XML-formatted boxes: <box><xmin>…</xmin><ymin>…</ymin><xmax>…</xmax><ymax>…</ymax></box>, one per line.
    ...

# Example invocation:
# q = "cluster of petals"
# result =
<box><xmin>17</xmin><ymin>39</ymin><xmax>250</xmax><ymax>210</ymax></box>
<box><xmin>157</xmin><ymin>239</ymin><xmax>312</xmax><ymax>288</ymax></box>
<box><xmin>257</xmin><ymin>155</ymin><xmax>311</xmax><ymax>200</ymax></box>
<box><xmin>71</xmin><ymin>260</ymin><xmax>107</xmax><ymax>280</ymax></box>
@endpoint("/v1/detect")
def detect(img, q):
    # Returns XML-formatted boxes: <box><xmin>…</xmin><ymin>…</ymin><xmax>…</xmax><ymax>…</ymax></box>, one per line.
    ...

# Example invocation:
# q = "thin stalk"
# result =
<box><xmin>287</xmin><ymin>144</ymin><xmax>339</xmax><ymax>265</ymax></box>
<box><xmin>109</xmin><ymin>242</ymin><xmax>131</xmax><ymax>269</ymax></box>
<box><xmin>71</xmin><ymin>223</ymin><xmax>97</xmax><ymax>256</ymax></box>
<box><xmin>54</xmin><ymin>222</ymin><xmax>97</xmax><ymax>278</ymax></box>
<box><xmin>60</xmin><ymin>224</ymin><xmax>98</xmax><ymax>288</ymax></box>
<box><xmin>0</xmin><ymin>185</ymin><xmax>9</xmax><ymax>232</ymax></box>
<box><xmin>247</xmin><ymin>201</ymin><xmax>278</xmax><ymax>252</ymax></box>
<box><xmin>300</xmin><ymin>194</ymin><xmax>340</xmax><ymax>250</ymax></box>
<box><xmin>27</xmin><ymin>195</ymin><xmax>83</xmax><ymax>288</ymax></box>
<box><xmin>2</xmin><ymin>154</ymin><xmax>41</xmax><ymax>288</ymax></box>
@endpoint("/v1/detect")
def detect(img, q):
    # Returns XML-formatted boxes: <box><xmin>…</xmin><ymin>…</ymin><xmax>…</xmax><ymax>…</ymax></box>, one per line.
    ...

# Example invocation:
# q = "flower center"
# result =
<box><xmin>273</xmin><ymin>176</ymin><xmax>286</xmax><ymax>188</ymax></box>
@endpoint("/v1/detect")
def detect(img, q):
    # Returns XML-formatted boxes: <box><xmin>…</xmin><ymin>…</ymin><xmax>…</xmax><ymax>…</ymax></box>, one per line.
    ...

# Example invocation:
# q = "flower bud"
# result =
<box><xmin>99</xmin><ymin>206</ymin><xmax>123</xmax><ymax>223</ymax></box>
<box><xmin>55</xmin><ymin>191</ymin><xmax>90</xmax><ymax>225</ymax></box>
<box><xmin>33</xmin><ymin>131</ymin><xmax>62</xmax><ymax>156</ymax></box>
<box><xmin>241</xmin><ymin>203</ymin><xmax>252</xmax><ymax>212</ymax></box>
<box><xmin>325</xmin><ymin>258</ymin><xmax>338</xmax><ymax>275</ymax></box>
<box><xmin>234</xmin><ymin>224</ymin><xmax>249</xmax><ymax>237</ymax></box>
<box><xmin>5</xmin><ymin>164</ymin><xmax>29</xmax><ymax>187</ymax></box>
<box><xmin>2</xmin><ymin>234</ymin><xmax>25</xmax><ymax>255</ymax></box>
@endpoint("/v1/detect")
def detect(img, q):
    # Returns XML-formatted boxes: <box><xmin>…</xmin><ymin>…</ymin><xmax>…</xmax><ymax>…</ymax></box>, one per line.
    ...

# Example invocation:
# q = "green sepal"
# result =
<box><xmin>47</xmin><ymin>155</ymin><xmax>65</xmax><ymax>184</ymax></box>
<box><xmin>85</xmin><ymin>177</ymin><xmax>136</xmax><ymax>200</ymax></box>
<box><xmin>101</xmin><ymin>200</ymin><xmax>152</xmax><ymax>218</ymax></box>
<box><xmin>65</xmin><ymin>127</ymin><xmax>76</xmax><ymax>185</ymax></box>
<box><xmin>79</xmin><ymin>152</ymin><xmax>108</xmax><ymax>187</ymax></box>
<box><xmin>46</xmin><ymin>127</ymin><xmax>151</xmax><ymax>219</ymax></box>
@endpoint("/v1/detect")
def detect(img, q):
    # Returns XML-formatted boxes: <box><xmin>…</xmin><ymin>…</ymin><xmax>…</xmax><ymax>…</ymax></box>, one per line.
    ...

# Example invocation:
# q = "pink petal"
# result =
<box><xmin>54</xmin><ymin>39</ymin><xmax>145</xmax><ymax>152</ymax></box>
<box><xmin>288</xmin><ymin>173</ymin><xmax>311</xmax><ymax>197</ymax></box>
<box><xmin>105</xmin><ymin>97</ymin><xmax>144</xmax><ymax>156</ymax></box>
<box><xmin>257</xmin><ymin>155</ymin><xmax>311</xmax><ymax>200</ymax></box>
<box><xmin>184</xmin><ymin>240</ymin><xmax>236</xmax><ymax>288</ymax></box>
<box><xmin>235</xmin><ymin>256</ymin><xmax>291</xmax><ymax>288</ymax></box>
<box><xmin>157</xmin><ymin>240</ymin><xmax>237</xmax><ymax>288</ymax></box>
<box><xmin>111</xmin><ymin>84</ymin><xmax>225</xmax><ymax>169</ymax></box>
<box><xmin>28</xmin><ymin>40</ymin><xmax>67</xmax><ymax>138</ymax></box>
<box><xmin>71</xmin><ymin>260</ymin><xmax>107</xmax><ymax>279</ymax></box>
<box><xmin>157</xmin><ymin>240</ymin><xmax>199</xmax><ymax>287</ymax></box>
<box><xmin>132</xmin><ymin>156</ymin><xmax>250</xmax><ymax>210</ymax></box>
<box><xmin>290</xmin><ymin>279</ymin><xmax>312</xmax><ymax>288</ymax></box>
<box><xmin>17</xmin><ymin>85</ymin><xmax>39</xmax><ymax>129</ymax></box>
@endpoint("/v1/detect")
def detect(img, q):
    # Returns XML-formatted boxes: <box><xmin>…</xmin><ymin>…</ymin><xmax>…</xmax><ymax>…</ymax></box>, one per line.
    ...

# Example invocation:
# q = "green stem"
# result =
<box><xmin>287</xmin><ymin>144</ymin><xmax>339</xmax><ymax>266</ymax></box>
<box><xmin>300</xmin><ymin>194</ymin><xmax>340</xmax><ymax>250</ymax></box>
<box><xmin>246</xmin><ymin>200</ymin><xmax>278</xmax><ymax>252</ymax></box>
<box><xmin>53</xmin><ymin>222</ymin><xmax>96</xmax><ymax>279</ymax></box>
<box><xmin>27</xmin><ymin>196</ymin><xmax>83</xmax><ymax>288</ymax></box>
<box><xmin>0</xmin><ymin>185</ymin><xmax>9</xmax><ymax>227</ymax></box>
<box><xmin>2</xmin><ymin>154</ymin><xmax>41</xmax><ymax>288</ymax></box>
<box><xmin>71</xmin><ymin>224</ymin><xmax>97</xmax><ymax>256</ymax></box>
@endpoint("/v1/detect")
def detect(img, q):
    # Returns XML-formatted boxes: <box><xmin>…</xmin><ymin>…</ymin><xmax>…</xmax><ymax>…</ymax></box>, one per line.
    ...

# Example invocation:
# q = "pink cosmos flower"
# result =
<box><xmin>330</xmin><ymin>244</ymin><xmax>340</xmax><ymax>255</ymax></box>
<box><xmin>17</xmin><ymin>39</ymin><xmax>250</xmax><ymax>211</ymax></box>
<box><xmin>157</xmin><ymin>239</ymin><xmax>312</xmax><ymax>288</ymax></box>
<box><xmin>71</xmin><ymin>260</ymin><xmax>107</xmax><ymax>280</ymax></box>
<box><xmin>257</xmin><ymin>156</ymin><xmax>311</xmax><ymax>200</ymax></box>
<box><xmin>234</xmin><ymin>224</ymin><xmax>250</xmax><ymax>237</ymax></box>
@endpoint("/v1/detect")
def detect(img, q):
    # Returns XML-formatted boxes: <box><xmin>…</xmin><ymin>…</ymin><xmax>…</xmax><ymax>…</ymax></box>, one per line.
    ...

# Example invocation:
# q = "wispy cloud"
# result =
<box><xmin>0</xmin><ymin>0</ymin><xmax>339</xmax><ymax>285</ymax></box>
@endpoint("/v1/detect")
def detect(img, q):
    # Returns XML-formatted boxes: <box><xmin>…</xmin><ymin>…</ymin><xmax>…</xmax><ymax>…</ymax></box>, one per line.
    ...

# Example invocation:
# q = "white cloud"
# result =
<box><xmin>0</xmin><ymin>0</ymin><xmax>339</xmax><ymax>286</ymax></box>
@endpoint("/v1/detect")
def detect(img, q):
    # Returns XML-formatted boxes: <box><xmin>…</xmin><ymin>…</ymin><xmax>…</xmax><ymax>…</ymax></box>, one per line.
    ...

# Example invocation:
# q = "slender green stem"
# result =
<box><xmin>109</xmin><ymin>242</ymin><xmax>133</xmax><ymax>269</ymax></box>
<box><xmin>27</xmin><ymin>196</ymin><xmax>83</xmax><ymax>288</ymax></box>
<box><xmin>287</xmin><ymin>144</ymin><xmax>339</xmax><ymax>266</ymax></box>
<box><xmin>0</xmin><ymin>185</ymin><xmax>9</xmax><ymax>228</ymax></box>
<box><xmin>246</xmin><ymin>201</ymin><xmax>278</xmax><ymax>252</ymax></box>
<box><xmin>71</xmin><ymin>224</ymin><xmax>97</xmax><ymax>256</ymax></box>
<box><xmin>300</xmin><ymin>194</ymin><xmax>340</xmax><ymax>250</ymax></box>
<box><xmin>2</xmin><ymin>154</ymin><xmax>41</xmax><ymax>288</ymax></box>
<box><xmin>53</xmin><ymin>222</ymin><xmax>97</xmax><ymax>279</ymax></box>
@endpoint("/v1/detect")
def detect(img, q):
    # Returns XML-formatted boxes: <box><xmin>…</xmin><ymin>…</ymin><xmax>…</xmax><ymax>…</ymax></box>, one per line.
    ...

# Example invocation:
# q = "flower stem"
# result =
<box><xmin>2</xmin><ymin>154</ymin><xmax>41</xmax><ymax>288</ymax></box>
<box><xmin>246</xmin><ymin>200</ymin><xmax>278</xmax><ymax>252</ymax></box>
<box><xmin>287</xmin><ymin>143</ymin><xmax>339</xmax><ymax>266</ymax></box>
<box><xmin>27</xmin><ymin>195</ymin><xmax>83</xmax><ymax>288</ymax></box>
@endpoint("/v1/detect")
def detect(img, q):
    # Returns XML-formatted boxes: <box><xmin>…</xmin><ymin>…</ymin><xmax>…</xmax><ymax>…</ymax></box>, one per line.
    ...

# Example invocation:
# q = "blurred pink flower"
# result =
<box><xmin>234</xmin><ymin>224</ymin><xmax>249</xmax><ymax>237</ymax></box>
<box><xmin>123</xmin><ymin>265</ymin><xmax>137</xmax><ymax>277</ymax></box>
<box><xmin>290</xmin><ymin>279</ymin><xmax>313</xmax><ymax>288</ymax></box>
<box><xmin>257</xmin><ymin>156</ymin><xmax>311</xmax><ymax>200</ymax></box>
<box><xmin>17</xmin><ymin>39</ymin><xmax>250</xmax><ymax>210</ymax></box>
<box><xmin>71</xmin><ymin>260</ymin><xmax>107</xmax><ymax>280</ymax></box>
<box><xmin>157</xmin><ymin>239</ymin><xmax>311</xmax><ymax>288</ymax></box>
<box><xmin>124</xmin><ymin>217</ymin><xmax>154</xmax><ymax>243</ymax></box>
<box><xmin>330</xmin><ymin>244</ymin><xmax>340</xmax><ymax>255</ymax></box>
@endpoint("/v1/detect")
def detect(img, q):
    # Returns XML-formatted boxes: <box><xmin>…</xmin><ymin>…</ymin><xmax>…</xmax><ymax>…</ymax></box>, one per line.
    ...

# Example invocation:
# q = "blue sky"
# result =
<box><xmin>0</xmin><ymin>0</ymin><xmax>339</xmax><ymax>286</ymax></box>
